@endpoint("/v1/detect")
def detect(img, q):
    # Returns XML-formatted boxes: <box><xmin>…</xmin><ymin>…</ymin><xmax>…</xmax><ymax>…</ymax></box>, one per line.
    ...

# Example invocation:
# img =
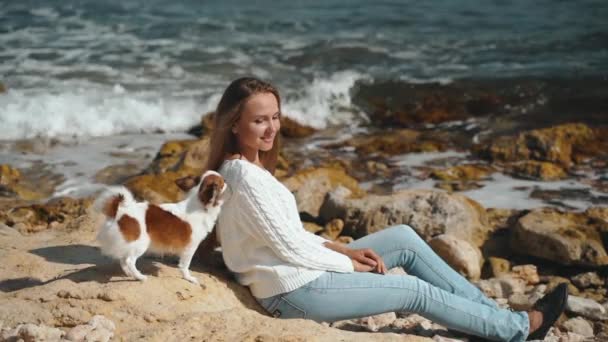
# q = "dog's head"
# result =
<box><xmin>175</xmin><ymin>171</ymin><xmax>226</xmax><ymax>208</ymax></box>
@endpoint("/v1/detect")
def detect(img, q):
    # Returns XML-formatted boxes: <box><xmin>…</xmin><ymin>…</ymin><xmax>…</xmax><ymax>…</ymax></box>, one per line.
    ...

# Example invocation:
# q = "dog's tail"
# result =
<box><xmin>93</xmin><ymin>186</ymin><xmax>135</xmax><ymax>219</ymax></box>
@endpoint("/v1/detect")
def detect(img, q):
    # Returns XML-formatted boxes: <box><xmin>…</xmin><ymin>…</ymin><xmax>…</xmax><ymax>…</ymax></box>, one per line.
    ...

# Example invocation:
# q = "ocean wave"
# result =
<box><xmin>0</xmin><ymin>87</ymin><xmax>205</xmax><ymax>139</ymax></box>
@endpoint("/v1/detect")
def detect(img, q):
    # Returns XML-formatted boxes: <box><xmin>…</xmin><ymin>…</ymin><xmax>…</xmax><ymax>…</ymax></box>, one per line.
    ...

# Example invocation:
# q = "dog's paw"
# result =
<box><xmin>184</xmin><ymin>275</ymin><xmax>200</xmax><ymax>285</ymax></box>
<box><xmin>135</xmin><ymin>274</ymin><xmax>148</xmax><ymax>281</ymax></box>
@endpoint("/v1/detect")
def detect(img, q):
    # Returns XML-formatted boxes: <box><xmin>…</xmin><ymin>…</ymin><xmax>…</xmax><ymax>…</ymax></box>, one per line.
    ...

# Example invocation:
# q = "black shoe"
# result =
<box><xmin>526</xmin><ymin>283</ymin><xmax>568</xmax><ymax>341</ymax></box>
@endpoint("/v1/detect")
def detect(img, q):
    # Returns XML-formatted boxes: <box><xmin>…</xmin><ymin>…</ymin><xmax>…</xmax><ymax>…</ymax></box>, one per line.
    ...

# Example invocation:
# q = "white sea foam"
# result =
<box><xmin>282</xmin><ymin>71</ymin><xmax>368</xmax><ymax>129</ymax></box>
<box><xmin>0</xmin><ymin>87</ymin><xmax>207</xmax><ymax>140</ymax></box>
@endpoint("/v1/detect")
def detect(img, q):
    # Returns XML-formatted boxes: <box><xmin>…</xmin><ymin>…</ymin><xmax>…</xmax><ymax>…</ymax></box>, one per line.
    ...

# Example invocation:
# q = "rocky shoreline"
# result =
<box><xmin>1</xmin><ymin>83</ymin><xmax>608</xmax><ymax>340</ymax></box>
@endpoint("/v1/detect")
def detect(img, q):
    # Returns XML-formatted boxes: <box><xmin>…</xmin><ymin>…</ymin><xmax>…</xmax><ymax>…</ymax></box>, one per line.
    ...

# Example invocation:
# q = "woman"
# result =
<box><xmin>206</xmin><ymin>77</ymin><xmax>567</xmax><ymax>342</ymax></box>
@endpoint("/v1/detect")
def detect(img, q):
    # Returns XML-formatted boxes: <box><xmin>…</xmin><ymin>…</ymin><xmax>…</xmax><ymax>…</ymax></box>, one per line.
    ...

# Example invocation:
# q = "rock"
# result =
<box><xmin>572</xmin><ymin>272</ymin><xmax>604</xmax><ymax>289</ymax></box>
<box><xmin>2</xmin><ymin>323</ymin><xmax>65</xmax><ymax>342</ymax></box>
<box><xmin>124</xmin><ymin>171</ymin><xmax>189</xmax><ymax>203</ymax></box>
<box><xmin>586</xmin><ymin>206</ymin><xmax>608</xmax><ymax>224</ymax></box>
<box><xmin>510</xmin><ymin>265</ymin><xmax>539</xmax><ymax>285</ymax></box>
<box><xmin>511</xmin><ymin>208</ymin><xmax>608</xmax><ymax>266</ymax></box>
<box><xmin>336</xmin><ymin>236</ymin><xmax>354</xmax><ymax>244</ymax></box>
<box><xmin>353</xmin><ymin>80</ymin><xmax>502</xmax><ymax>126</ymax></box>
<box><xmin>430</xmin><ymin>164</ymin><xmax>494</xmax><ymax>182</ymax></box>
<box><xmin>280</xmin><ymin>116</ymin><xmax>317</xmax><ymax>138</ymax></box>
<box><xmin>0</xmin><ymin>82</ymin><xmax>6</xmax><ymax>93</ymax></box>
<box><xmin>487</xmin><ymin>257</ymin><xmax>511</xmax><ymax>277</ymax></box>
<box><xmin>505</xmin><ymin>160</ymin><xmax>568</xmax><ymax>180</ymax></box>
<box><xmin>94</xmin><ymin>163</ymin><xmax>142</xmax><ymax>185</ymax></box>
<box><xmin>561</xmin><ymin>317</ymin><xmax>594</xmax><ymax>338</ymax></box>
<box><xmin>144</xmin><ymin>137</ymin><xmax>209</xmax><ymax>175</ymax></box>
<box><xmin>475</xmin><ymin>275</ymin><xmax>526</xmax><ymax>299</ymax></box>
<box><xmin>327</xmin><ymin>129</ymin><xmax>450</xmax><ymax>156</ymax></box>
<box><xmin>320</xmin><ymin>188</ymin><xmax>490</xmax><ymax>247</ymax></box>
<box><xmin>1</xmin><ymin>197</ymin><xmax>92</xmax><ymax>234</ymax></box>
<box><xmin>320</xmin><ymin>218</ymin><xmax>344</xmax><ymax>240</ymax></box>
<box><xmin>282</xmin><ymin>167</ymin><xmax>364</xmax><ymax>218</ymax></box>
<box><xmin>0</xmin><ymin>164</ymin><xmax>20</xmax><ymax>186</ymax></box>
<box><xmin>475</xmin><ymin>123</ymin><xmax>597</xmax><ymax>168</ymax></box>
<box><xmin>357</xmin><ymin>312</ymin><xmax>397</xmax><ymax>332</ymax></box>
<box><xmin>66</xmin><ymin>315</ymin><xmax>115</xmax><ymax>342</ymax></box>
<box><xmin>429</xmin><ymin>234</ymin><xmax>482</xmax><ymax>280</ymax></box>
<box><xmin>434</xmin><ymin>181</ymin><xmax>483</xmax><ymax>193</ymax></box>
<box><xmin>508</xmin><ymin>293</ymin><xmax>531</xmax><ymax>311</ymax></box>
<box><xmin>566</xmin><ymin>295</ymin><xmax>607</xmax><ymax>320</ymax></box>
<box><xmin>302</xmin><ymin>222</ymin><xmax>323</xmax><ymax>234</ymax></box>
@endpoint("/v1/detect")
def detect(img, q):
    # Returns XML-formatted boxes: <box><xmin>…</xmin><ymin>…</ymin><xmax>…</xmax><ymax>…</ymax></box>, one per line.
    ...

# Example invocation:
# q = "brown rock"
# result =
<box><xmin>488</xmin><ymin>257</ymin><xmax>511</xmax><ymax>277</ymax></box>
<box><xmin>429</xmin><ymin>234</ymin><xmax>483</xmax><ymax>280</ymax></box>
<box><xmin>511</xmin><ymin>265</ymin><xmax>540</xmax><ymax>285</ymax></box>
<box><xmin>0</xmin><ymin>82</ymin><xmax>6</xmax><ymax>93</ymax></box>
<box><xmin>302</xmin><ymin>221</ymin><xmax>323</xmax><ymax>234</ymax></box>
<box><xmin>511</xmin><ymin>208</ymin><xmax>608</xmax><ymax>266</ymax></box>
<box><xmin>476</xmin><ymin>123</ymin><xmax>597</xmax><ymax>168</ymax></box>
<box><xmin>320</xmin><ymin>218</ymin><xmax>344</xmax><ymax>240</ymax></box>
<box><xmin>320</xmin><ymin>188</ymin><xmax>490</xmax><ymax>247</ymax></box>
<box><xmin>505</xmin><ymin>160</ymin><xmax>568</xmax><ymax>180</ymax></box>
<box><xmin>345</xmin><ymin>129</ymin><xmax>449</xmax><ymax>156</ymax></box>
<box><xmin>282</xmin><ymin>166</ymin><xmax>364</xmax><ymax>218</ymax></box>
<box><xmin>124</xmin><ymin>171</ymin><xmax>189</xmax><ymax>203</ymax></box>
<box><xmin>431</xmin><ymin>164</ymin><xmax>495</xmax><ymax>182</ymax></box>
<box><xmin>280</xmin><ymin>116</ymin><xmax>317</xmax><ymax>138</ymax></box>
<box><xmin>94</xmin><ymin>163</ymin><xmax>142</xmax><ymax>185</ymax></box>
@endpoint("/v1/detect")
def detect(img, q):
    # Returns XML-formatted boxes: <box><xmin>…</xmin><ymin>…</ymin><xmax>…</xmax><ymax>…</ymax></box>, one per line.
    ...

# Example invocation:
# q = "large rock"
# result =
<box><xmin>428</xmin><ymin>234</ymin><xmax>482</xmax><ymax>280</ymax></box>
<box><xmin>280</xmin><ymin>116</ymin><xmax>318</xmax><ymax>138</ymax></box>
<box><xmin>511</xmin><ymin>208</ymin><xmax>608</xmax><ymax>266</ymax></box>
<box><xmin>504</xmin><ymin>160</ymin><xmax>568</xmax><ymax>180</ymax></box>
<box><xmin>320</xmin><ymin>188</ymin><xmax>490</xmax><ymax>247</ymax></box>
<box><xmin>0</xmin><ymin>196</ymin><xmax>93</xmax><ymax>234</ymax></box>
<box><xmin>325</xmin><ymin>129</ymin><xmax>450</xmax><ymax>156</ymax></box>
<box><xmin>0</xmin><ymin>211</ymin><xmax>429</xmax><ymax>342</ymax></box>
<box><xmin>282</xmin><ymin>167</ymin><xmax>364</xmax><ymax>219</ymax></box>
<box><xmin>566</xmin><ymin>296</ymin><xmax>607</xmax><ymax>321</ymax></box>
<box><xmin>475</xmin><ymin>123</ymin><xmax>599</xmax><ymax>168</ymax></box>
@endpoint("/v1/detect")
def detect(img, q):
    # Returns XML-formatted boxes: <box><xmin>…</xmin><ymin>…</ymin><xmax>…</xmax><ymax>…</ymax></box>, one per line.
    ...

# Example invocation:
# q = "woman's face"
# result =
<box><xmin>233</xmin><ymin>92</ymin><xmax>280</xmax><ymax>153</ymax></box>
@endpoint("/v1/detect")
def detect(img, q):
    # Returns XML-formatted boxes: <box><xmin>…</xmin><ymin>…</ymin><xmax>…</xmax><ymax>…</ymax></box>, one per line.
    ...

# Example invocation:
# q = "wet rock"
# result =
<box><xmin>280</xmin><ymin>116</ymin><xmax>317</xmax><ymax>138</ymax></box>
<box><xmin>566</xmin><ymin>295</ymin><xmax>607</xmax><ymax>320</ymax></box>
<box><xmin>511</xmin><ymin>208</ymin><xmax>608</xmax><ymax>266</ymax></box>
<box><xmin>94</xmin><ymin>163</ymin><xmax>142</xmax><ymax>185</ymax></box>
<box><xmin>282</xmin><ymin>166</ymin><xmax>364</xmax><ymax>218</ymax></box>
<box><xmin>320</xmin><ymin>187</ymin><xmax>490</xmax><ymax>247</ymax></box>
<box><xmin>320</xmin><ymin>218</ymin><xmax>344</xmax><ymax>240</ymax></box>
<box><xmin>353</xmin><ymin>80</ymin><xmax>503</xmax><ymax>126</ymax></box>
<box><xmin>326</xmin><ymin>129</ymin><xmax>451</xmax><ymax>156</ymax></box>
<box><xmin>505</xmin><ymin>160</ymin><xmax>568</xmax><ymax>180</ymax></box>
<box><xmin>429</xmin><ymin>234</ymin><xmax>482</xmax><ymax>280</ymax></box>
<box><xmin>434</xmin><ymin>181</ymin><xmax>484</xmax><ymax>193</ymax></box>
<box><xmin>430</xmin><ymin>164</ymin><xmax>495</xmax><ymax>182</ymax></box>
<box><xmin>475</xmin><ymin>123</ymin><xmax>598</xmax><ymax>168</ymax></box>
<box><xmin>572</xmin><ymin>272</ymin><xmax>604</xmax><ymax>289</ymax></box>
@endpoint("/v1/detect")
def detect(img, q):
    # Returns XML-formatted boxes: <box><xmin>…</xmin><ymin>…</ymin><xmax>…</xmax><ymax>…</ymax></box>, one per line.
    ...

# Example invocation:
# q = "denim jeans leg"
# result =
<box><xmin>284</xmin><ymin>271</ymin><xmax>529</xmax><ymax>342</ymax></box>
<box><xmin>347</xmin><ymin>224</ymin><xmax>498</xmax><ymax>308</ymax></box>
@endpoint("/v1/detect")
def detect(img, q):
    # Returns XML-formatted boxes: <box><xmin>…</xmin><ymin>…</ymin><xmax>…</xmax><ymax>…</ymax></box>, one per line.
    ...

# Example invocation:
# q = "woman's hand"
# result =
<box><xmin>346</xmin><ymin>248</ymin><xmax>387</xmax><ymax>274</ymax></box>
<box><xmin>323</xmin><ymin>241</ymin><xmax>387</xmax><ymax>274</ymax></box>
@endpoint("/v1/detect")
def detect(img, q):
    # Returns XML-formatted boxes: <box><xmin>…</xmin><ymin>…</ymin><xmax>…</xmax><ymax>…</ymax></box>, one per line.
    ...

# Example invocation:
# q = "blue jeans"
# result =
<box><xmin>256</xmin><ymin>225</ymin><xmax>529</xmax><ymax>342</ymax></box>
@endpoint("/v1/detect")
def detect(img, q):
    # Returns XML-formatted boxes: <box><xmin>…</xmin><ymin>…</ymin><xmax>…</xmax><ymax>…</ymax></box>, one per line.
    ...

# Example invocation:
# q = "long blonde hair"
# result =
<box><xmin>206</xmin><ymin>77</ymin><xmax>282</xmax><ymax>174</ymax></box>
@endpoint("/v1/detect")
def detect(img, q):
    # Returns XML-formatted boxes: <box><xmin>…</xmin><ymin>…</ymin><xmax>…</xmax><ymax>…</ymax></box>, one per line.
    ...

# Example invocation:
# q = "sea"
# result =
<box><xmin>1</xmin><ymin>0</ymin><xmax>607</xmax><ymax>207</ymax></box>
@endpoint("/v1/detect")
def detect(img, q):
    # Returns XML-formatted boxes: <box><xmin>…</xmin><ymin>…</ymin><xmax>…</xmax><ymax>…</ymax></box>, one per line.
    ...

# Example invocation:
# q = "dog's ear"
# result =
<box><xmin>175</xmin><ymin>175</ymin><xmax>201</xmax><ymax>192</ymax></box>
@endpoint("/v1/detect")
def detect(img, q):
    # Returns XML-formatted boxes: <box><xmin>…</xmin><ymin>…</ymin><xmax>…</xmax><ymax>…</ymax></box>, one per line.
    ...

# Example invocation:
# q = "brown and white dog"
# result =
<box><xmin>94</xmin><ymin>170</ymin><xmax>226</xmax><ymax>285</ymax></box>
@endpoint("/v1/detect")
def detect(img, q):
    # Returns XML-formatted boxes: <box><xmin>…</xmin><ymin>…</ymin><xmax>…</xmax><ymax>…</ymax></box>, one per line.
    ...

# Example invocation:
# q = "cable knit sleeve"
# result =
<box><xmin>236</xmin><ymin>180</ymin><xmax>354</xmax><ymax>273</ymax></box>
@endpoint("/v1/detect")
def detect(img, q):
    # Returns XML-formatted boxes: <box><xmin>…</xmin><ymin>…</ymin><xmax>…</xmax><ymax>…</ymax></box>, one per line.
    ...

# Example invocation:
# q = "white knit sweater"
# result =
<box><xmin>217</xmin><ymin>159</ymin><xmax>354</xmax><ymax>298</ymax></box>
